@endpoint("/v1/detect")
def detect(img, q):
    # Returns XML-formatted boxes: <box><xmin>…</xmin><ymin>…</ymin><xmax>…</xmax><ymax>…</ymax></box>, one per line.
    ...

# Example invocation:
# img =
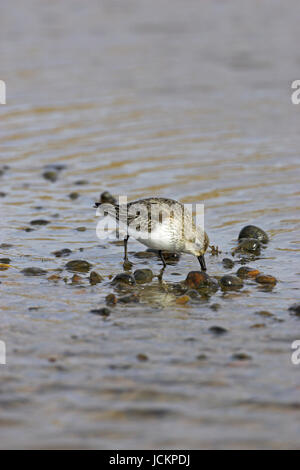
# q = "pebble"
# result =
<box><xmin>99</xmin><ymin>191</ymin><xmax>117</xmax><ymax>205</ymax></box>
<box><xmin>53</xmin><ymin>248</ymin><xmax>72</xmax><ymax>258</ymax></box>
<box><xmin>111</xmin><ymin>273</ymin><xmax>135</xmax><ymax>286</ymax></box>
<box><xmin>47</xmin><ymin>274</ymin><xmax>61</xmax><ymax>282</ymax></box>
<box><xmin>255</xmin><ymin>310</ymin><xmax>273</xmax><ymax>317</ymax></box>
<box><xmin>89</xmin><ymin>271</ymin><xmax>103</xmax><ymax>285</ymax></box>
<box><xmin>134</xmin><ymin>269</ymin><xmax>153</xmax><ymax>284</ymax></box>
<box><xmin>137</xmin><ymin>353</ymin><xmax>148</xmax><ymax>361</ymax></box>
<box><xmin>238</xmin><ymin>238</ymin><xmax>261</xmax><ymax>254</ymax></box>
<box><xmin>209</xmin><ymin>326</ymin><xmax>228</xmax><ymax>335</ymax></box>
<box><xmin>21</xmin><ymin>267</ymin><xmax>47</xmax><ymax>276</ymax></box>
<box><xmin>118</xmin><ymin>293</ymin><xmax>139</xmax><ymax>303</ymax></box>
<box><xmin>90</xmin><ymin>307</ymin><xmax>111</xmax><ymax>317</ymax></box>
<box><xmin>237</xmin><ymin>266</ymin><xmax>260</xmax><ymax>279</ymax></box>
<box><xmin>69</xmin><ymin>192</ymin><xmax>79</xmax><ymax>200</ymax></box>
<box><xmin>238</xmin><ymin>225</ymin><xmax>269</xmax><ymax>243</ymax></box>
<box><xmin>106</xmin><ymin>293</ymin><xmax>117</xmax><ymax>305</ymax></box>
<box><xmin>75</xmin><ymin>226</ymin><xmax>86</xmax><ymax>232</ymax></box>
<box><xmin>0</xmin><ymin>192</ymin><xmax>6</xmax><ymax>197</ymax></box>
<box><xmin>0</xmin><ymin>258</ymin><xmax>10</xmax><ymax>264</ymax></box>
<box><xmin>185</xmin><ymin>271</ymin><xmax>212</xmax><ymax>289</ymax></box>
<box><xmin>65</xmin><ymin>260</ymin><xmax>92</xmax><ymax>273</ymax></box>
<box><xmin>232</xmin><ymin>353</ymin><xmax>252</xmax><ymax>361</ymax></box>
<box><xmin>71</xmin><ymin>274</ymin><xmax>83</xmax><ymax>284</ymax></box>
<box><xmin>176</xmin><ymin>295</ymin><xmax>190</xmax><ymax>305</ymax></box>
<box><xmin>210</xmin><ymin>303</ymin><xmax>221</xmax><ymax>311</ymax></box>
<box><xmin>30</xmin><ymin>219</ymin><xmax>50</xmax><ymax>226</ymax></box>
<box><xmin>222</xmin><ymin>258</ymin><xmax>234</xmax><ymax>269</ymax></box>
<box><xmin>42</xmin><ymin>171</ymin><xmax>58</xmax><ymax>182</ymax></box>
<box><xmin>288</xmin><ymin>304</ymin><xmax>300</xmax><ymax>316</ymax></box>
<box><xmin>255</xmin><ymin>274</ymin><xmax>277</xmax><ymax>285</ymax></box>
<box><xmin>219</xmin><ymin>275</ymin><xmax>243</xmax><ymax>290</ymax></box>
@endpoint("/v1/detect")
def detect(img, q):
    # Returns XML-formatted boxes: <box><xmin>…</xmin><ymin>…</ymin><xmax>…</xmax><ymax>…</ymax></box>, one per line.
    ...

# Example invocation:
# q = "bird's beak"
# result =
<box><xmin>198</xmin><ymin>254</ymin><xmax>206</xmax><ymax>271</ymax></box>
<box><xmin>94</xmin><ymin>202</ymin><xmax>100</xmax><ymax>208</ymax></box>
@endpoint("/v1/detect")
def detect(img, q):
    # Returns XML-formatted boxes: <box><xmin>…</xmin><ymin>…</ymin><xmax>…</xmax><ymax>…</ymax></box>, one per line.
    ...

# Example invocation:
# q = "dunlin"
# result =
<box><xmin>94</xmin><ymin>197</ymin><xmax>209</xmax><ymax>271</ymax></box>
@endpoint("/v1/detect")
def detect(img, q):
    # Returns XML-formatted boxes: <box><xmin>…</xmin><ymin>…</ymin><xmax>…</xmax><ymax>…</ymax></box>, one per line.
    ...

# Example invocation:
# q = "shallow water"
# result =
<box><xmin>0</xmin><ymin>0</ymin><xmax>300</xmax><ymax>449</ymax></box>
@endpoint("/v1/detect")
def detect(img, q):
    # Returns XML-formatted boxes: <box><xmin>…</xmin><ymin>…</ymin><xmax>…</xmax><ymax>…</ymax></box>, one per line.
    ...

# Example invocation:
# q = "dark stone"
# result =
<box><xmin>219</xmin><ymin>275</ymin><xmax>243</xmax><ymax>290</ymax></box>
<box><xmin>237</xmin><ymin>266</ymin><xmax>260</xmax><ymax>278</ymax></box>
<box><xmin>0</xmin><ymin>192</ymin><xmax>6</xmax><ymax>197</ymax></box>
<box><xmin>255</xmin><ymin>274</ymin><xmax>277</xmax><ymax>285</ymax></box>
<box><xmin>99</xmin><ymin>191</ymin><xmax>117</xmax><ymax>205</ymax></box>
<box><xmin>210</xmin><ymin>303</ymin><xmax>221</xmax><ymax>311</ymax></box>
<box><xmin>69</xmin><ymin>192</ymin><xmax>79</xmax><ymax>200</ymax></box>
<box><xmin>238</xmin><ymin>238</ymin><xmax>261</xmax><ymax>254</ymax></box>
<box><xmin>106</xmin><ymin>293</ymin><xmax>117</xmax><ymax>305</ymax></box>
<box><xmin>65</xmin><ymin>260</ymin><xmax>92</xmax><ymax>273</ymax></box>
<box><xmin>111</xmin><ymin>273</ymin><xmax>135</xmax><ymax>286</ymax></box>
<box><xmin>232</xmin><ymin>353</ymin><xmax>252</xmax><ymax>361</ymax></box>
<box><xmin>90</xmin><ymin>308</ymin><xmax>110</xmax><ymax>317</ymax></box>
<box><xmin>42</xmin><ymin>171</ymin><xmax>58</xmax><ymax>182</ymax></box>
<box><xmin>238</xmin><ymin>225</ymin><xmax>269</xmax><ymax>243</ymax></box>
<box><xmin>21</xmin><ymin>267</ymin><xmax>47</xmax><ymax>276</ymax></box>
<box><xmin>209</xmin><ymin>326</ymin><xmax>228</xmax><ymax>335</ymax></box>
<box><xmin>134</xmin><ymin>251</ymin><xmax>156</xmax><ymax>259</ymax></box>
<box><xmin>118</xmin><ymin>293</ymin><xmax>139</xmax><ymax>303</ymax></box>
<box><xmin>75</xmin><ymin>180</ymin><xmax>88</xmax><ymax>185</ymax></box>
<box><xmin>89</xmin><ymin>271</ymin><xmax>103</xmax><ymax>285</ymax></box>
<box><xmin>185</xmin><ymin>271</ymin><xmax>212</xmax><ymax>289</ymax></box>
<box><xmin>134</xmin><ymin>268</ymin><xmax>153</xmax><ymax>284</ymax></box>
<box><xmin>0</xmin><ymin>258</ymin><xmax>10</xmax><ymax>264</ymax></box>
<box><xmin>53</xmin><ymin>248</ymin><xmax>72</xmax><ymax>258</ymax></box>
<box><xmin>75</xmin><ymin>226</ymin><xmax>86</xmax><ymax>232</ymax></box>
<box><xmin>30</xmin><ymin>219</ymin><xmax>50</xmax><ymax>226</ymax></box>
<box><xmin>137</xmin><ymin>353</ymin><xmax>148</xmax><ymax>361</ymax></box>
<box><xmin>222</xmin><ymin>258</ymin><xmax>234</xmax><ymax>269</ymax></box>
<box><xmin>288</xmin><ymin>304</ymin><xmax>300</xmax><ymax>316</ymax></box>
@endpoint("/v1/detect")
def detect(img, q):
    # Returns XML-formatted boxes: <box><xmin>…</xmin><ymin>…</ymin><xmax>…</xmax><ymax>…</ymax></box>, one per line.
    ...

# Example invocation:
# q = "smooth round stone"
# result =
<box><xmin>220</xmin><ymin>275</ymin><xmax>243</xmax><ymax>290</ymax></box>
<box><xmin>30</xmin><ymin>219</ymin><xmax>50</xmax><ymax>226</ymax></box>
<box><xmin>0</xmin><ymin>258</ymin><xmax>10</xmax><ymax>264</ymax></box>
<box><xmin>89</xmin><ymin>271</ymin><xmax>103</xmax><ymax>285</ymax></box>
<box><xmin>185</xmin><ymin>271</ymin><xmax>211</xmax><ymax>289</ymax></box>
<box><xmin>69</xmin><ymin>192</ymin><xmax>79</xmax><ymax>200</ymax></box>
<box><xmin>100</xmin><ymin>191</ymin><xmax>116</xmax><ymax>205</ymax></box>
<box><xmin>134</xmin><ymin>269</ymin><xmax>153</xmax><ymax>284</ymax></box>
<box><xmin>209</xmin><ymin>326</ymin><xmax>228</xmax><ymax>335</ymax></box>
<box><xmin>289</xmin><ymin>304</ymin><xmax>300</xmax><ymax>316</ymax></box>
<box><xmin>237</xmin><ymin>266</ymin><xmax>260</xmax><ymax>278</ymax></box>
<box><xmin>53</xmin><ymin>248</ymin><xmax>72</xmax><ymax>258</ymax></box>
<box><xmin>21</xmin><ymin>267</ymin><xmax>47</xmax><ymax>276</ymax></box>
<box><xmin>232</xmin><ymin>353</ymin><xmax>252</xmax><ymax>361</ymax></box>
<box><xmin>222</xmin><ymin>258</ymin><xmax>234</xmax><ymax>269</ymax></box>
<box><xmin>65</xmin><ymin>260</ymin><xmax>92</xmax><ymax>273</ymax></box>
<box><xmin>255</xmin><ymin>274</ymin><xmax>277</xmax><ymax>285</ymax></box>
<box><xmin>238</xmin><ymin>238</ymin><xmax>261</xmax><ymax>254</ymax></box>
<box><xmin>42</xmin><ymin>171</ymin><xmax>58</xmax><ymax>182</ymax></box>
<box><xmin>238</xmin><ymin>225</ymin><xmax>269</xmax><ymax>243</ymax></box>
<box><xmin>90</xmin><ymin>307</ymin><xmax>110</xmax><ymax>317</ymax></box>
<box><xmin>111</xmin><ymin>272</ymin><xmax>135</xmax><ymax>286</ymax></box>
<box><xmin>71</xmin><ymin>274</ymin><xmax>83</xmax><ymax>284</ymax></box>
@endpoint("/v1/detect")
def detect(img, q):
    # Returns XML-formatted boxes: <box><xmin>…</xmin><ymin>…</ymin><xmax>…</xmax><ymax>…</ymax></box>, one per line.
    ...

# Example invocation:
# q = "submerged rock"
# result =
<box><xmin>238</xmin><ymin>225</ymin><xmax>269</xmax><ymax>243</ymax></box>
<box><xmin>53</xmin><ymin>248</ymin><xmax>72</xmax><ymax>258</ymax></box>
<box><xmin>238</xmin><ymin>238</ymin><xmax>261</xmax><ymax>254</ymax></box>
<box><xmin>232</xmin><ymin>353</ymin><xmax>252</xmax><ymax>361</ymax></box>
<box><xmin>237</xmin><ymin>266</ymin><xmax>260</xmax><ymax>279</ymax></box>
<box><xmin>176</xmin><ymin>295</ymin><xmax>190</xmax><ymax>305</ymax></box>
<box><xmin>137</xmin><ymin>353</ymin><xmax>148</xmax><ymax>361</ymax></box>
<box><xmin>106</xmin><ymin>293</ymin><xmax>117</xmax><ymax>305</ymax></box>
<box><xmin>21</xmin><ymin>267</ymin><xmax>47</xmax><ymax>276</ymax></box>
<box><xmin>220</xmin><ymin>275</ymin><xmax>243</xmax><ymax>290</ymax></box>
<box><xmin>71</xmin><ymin>274</ymin><xmax>83</xmax><ymax>284</ymax></box>
<box><xmin>134</xmin><ymin>269</ymin><xmax>153</xmax><ymax>284</ymax></box>
<box><xmin>255</xmin><ymin>274</ymin><xmax>277</xmax><ymax>286</ymax></box>
<box><xmin>111</xmin><ymin>272</ymin><xmax>135</xmax><ymax>286</ymax></box>
<box><xmin>0</xmin><ymin>258</ymin><xmax>10</xmax><ymax>264</ymax></box>
<box><xmin>42</xmin><ymin>170</ymin><xmax>58</xmax><ymax>182</ymax></box>
<box><xmin>118</xmin><ymin>293</ymin><xmax>139</xmax><ymax>303</ymax></box>
<box><xmin>289</xmin><ymin>304</ymin><xmax>300</xmax><ymax>316</ymax></box>
<box><xmin>185</xmin><ymin>271</ymin><xmax>211</xmax><ymax>289</ymax></box>
<box><xmin>222</xmin><ymin>258</ymin><xmax>234</xmax><ymax>269</ymax></box>
<box><xmin>90</xmin><ymin>307</ymin><xmax>111</xmax><ymax>317</ymax></box>
<box><xmin>89</xmin><ymin>271</ymin><xmax>103</xmax><ymax>285</ymax></box>
<box><xmin>65</xmin><ymin>260</ymin><xmax>92</xmax><ymax>273</ymax></box>
<box><xmin>209</xmin><ymin>326</ymin><xmax>228</xmax><ymax>335</ymax></box>
<box><xmin>99</xmin><ymin>191</ymin><xmax>117</xmax><ymax>205</ymax></box>
<box><xmin>69</xmin><ymin>192</ymin><xmax>79</xmax><ymax>200</ymax></box>
<box><xmin>30</xmin><ymin>219</ymin><xmax>50</xmax><ymax>226</ymax></box>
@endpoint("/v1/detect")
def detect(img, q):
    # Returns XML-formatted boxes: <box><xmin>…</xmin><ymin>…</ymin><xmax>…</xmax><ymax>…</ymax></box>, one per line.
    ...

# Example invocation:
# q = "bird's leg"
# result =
<box><xmin>198</xmin><ymin>254</ymin><xmax>206</xmax><ymax>271</ymax></box>
<box><xmin>158</xmin><ymin>250</ymin><xmax>167</xmax><ymax>268</ymax></box>
<box><xmin>123</xmin><ymin>235</ymin><xmax>132</xmax><ymax>270</ymax></box>
<box><xmin>123</xmin><ymin>235</ymin><xmax>129</xmax><ymax>261</ymax></box>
